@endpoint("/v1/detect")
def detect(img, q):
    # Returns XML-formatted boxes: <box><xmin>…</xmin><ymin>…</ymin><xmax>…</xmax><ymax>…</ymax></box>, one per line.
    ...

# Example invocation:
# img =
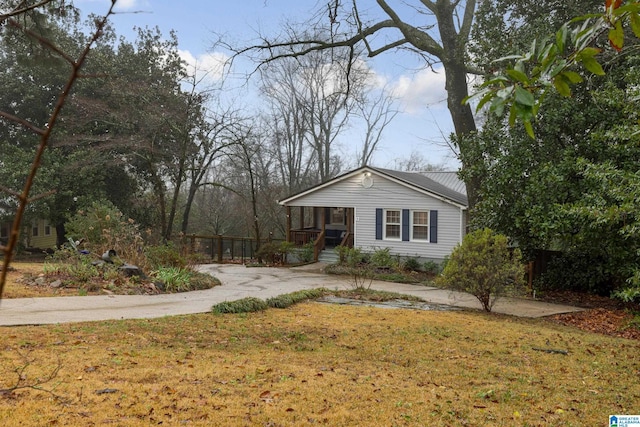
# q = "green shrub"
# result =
<box><xmin>188</xmin><ymin>271</ymin><xmax>220</xmax><ymax>290</ymax></box>
<box><xmin>436</xmin><ymin>228</ymin><xmax>526</xmax><ymax>312</ymax></box>
<box><xmin>256</xmin><ymin>241</ymin><xmax>295</xmax><ymax>264</ymax></box>
<box><xmin>334</xmin><ymin>245</ymin><xmax>351</xmax><ymax>265</ymax></box>
<box><xmin>299</xmin><ymin>242</ymin><xmax>315</xmax><ymax>263</ymax></box>
<box><xmin>152</xmin><ymin>266</ymin><xmax>192</xmax><ymax>293</ymax></box>
<box><xmin>267</xmin><ymin>288</ymin><xmax>328</xmax><ymax>308</ymax></box>
<box><xmin>212</xmin><ymin>297</ymin><xmax>268</xmax><ymax>314</ymax></box>
<box><xmin>540</xmin><ymin>250</ymin><xmax>620</xmax><ymax>296</ymax></box>
<box><xmin>370</xmin><ymin>247</ymin><xmax>397</xmax><ymax>269</ymax></box>
<box><xmin>612</xmin><ymin>269</ymin><xmax>640</xmax><ymax>303</ymax></box>
<box><xmin>376</xmin><ymin>272</ymin><xmax>413</xmax><ymax>283</ymax></box>
<box><xmin>145</xmin><ymin>243</ymin><xmax>186</xmax><ymax>269</ymax></box>
<box><xmin>278</xmin><ymin>241</ymin><xmax>296</xmax><ymax>264</ymax></box>
<box><xmin>402</xmin><ymin>257</ymin><xmax>421</xmax><ymax>272</ymax></box>
<box><xmin>151</xmin><ymin>267</ymin><xmax>218</xmax><ymax>293</ymax></box>
<box><xmin>66</xmin><ymin>200</ymin><xmax>148</xmax><ymax>270</ymax></box>
<box><xmin>334</xmin><ymin>246</ymin><xmax>369</xmax><ymax>267</ymax></box>
<box><xmin>423</xmin><ymin>260</ymin><xmax>441</xmax><ymax>274</ymax></box>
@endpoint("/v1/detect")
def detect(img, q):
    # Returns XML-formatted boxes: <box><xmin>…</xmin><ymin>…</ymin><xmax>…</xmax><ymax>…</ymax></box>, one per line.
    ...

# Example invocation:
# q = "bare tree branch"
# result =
<box><xmin>0</xmin><ymin>0</ymin><xmax>58</xmax><ymax>22</ymax></box>
<box><xmin>0</xmin><ymin>111</ymin><xmax>46</xmax><ymax>135</ymax></box>
<box><xmin>0</xmin><ymin>349</ymin><xmax>65</xmax><ymax>400</ymax></box>
<box><xmin>0</xmin><ymin>2</ymin><xmax>117</xmax><ymax>300</ymax></box>
<box><xmin>10</xmin><ymin>19</ymin><xmax>76</xmax><ymax>65</ymax></box>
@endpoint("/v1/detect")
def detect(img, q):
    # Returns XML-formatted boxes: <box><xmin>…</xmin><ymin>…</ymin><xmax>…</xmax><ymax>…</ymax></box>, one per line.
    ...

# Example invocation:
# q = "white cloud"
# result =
<box><xmin>113</xmin><ymin>0</ymin><xmax>143</xmax><ymax>12</ymax></box>
<box><xmin>390</xmin><ymin>67</ymin><xmax>448</xmax><ymax>114</ymax></box>
<box><xmin>76</xmin><ymin>0</ymin><xmax>145</xmax><ymax>12</ymax></box>
<box><xmin>179</xmin><ymin>50</ymin><xmax>229</xmax><ymax>84</ymax></box>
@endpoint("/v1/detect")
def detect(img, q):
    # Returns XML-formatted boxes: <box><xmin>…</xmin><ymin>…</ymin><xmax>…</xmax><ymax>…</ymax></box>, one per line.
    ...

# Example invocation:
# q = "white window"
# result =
<box><xmin>412</xmin><ymin>211</ymin><xmax>429</xmax><ymax>241</ymax></box>
<box><xmin>44</xmin><ymin>221</ymin><xmax>51</xmax><ymax>236</ymax></box>
<box><xmin>384</xmin><ymin>209</ymin><xmax>401</xmax><ymax>239</ymax></box>
<box><xmin>32</xmin><ymin>222</ymin><xmax>39</xmax><ymax>237</ymax></box>
<box><xmin>330</xmin><ymin>208</ymin><xmax>345</xmax><ymax>225</ymax></box>
<box><xmin>0</xmin><ymin>224</ymin><xmax>8</xmax><ymax>239</ymax></box>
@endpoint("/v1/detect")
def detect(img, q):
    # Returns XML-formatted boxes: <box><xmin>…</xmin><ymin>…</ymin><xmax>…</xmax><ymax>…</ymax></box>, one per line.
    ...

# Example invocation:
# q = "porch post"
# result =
<box><xmin>298</xmin><ymin>206</ymin><xmax>304</xmax><ymax>230</ymax></box>
<box><xmin>286</xmin><ymin>206</ymin><xmax>291</xmax><ymax>242</ymax></box>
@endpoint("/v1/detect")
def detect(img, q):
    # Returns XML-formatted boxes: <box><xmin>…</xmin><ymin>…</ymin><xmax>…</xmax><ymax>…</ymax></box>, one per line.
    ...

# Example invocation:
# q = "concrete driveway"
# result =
<box><xmin>0</xmin><ymin>263</ymin><xmax>583</xmax><ymax>326</ymax></box>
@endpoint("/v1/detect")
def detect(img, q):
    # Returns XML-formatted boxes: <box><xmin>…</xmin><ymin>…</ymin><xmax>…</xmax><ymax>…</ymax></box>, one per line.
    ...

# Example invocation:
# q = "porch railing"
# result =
<box><xmin>289</xmin><ymin>229</ymin><xmax>320</xmax><ymax>246</ymax></box>
<box><xmin>313</xmin><ymin>230</ymin><xmax>326</xmax><ymax>262</ymax></box>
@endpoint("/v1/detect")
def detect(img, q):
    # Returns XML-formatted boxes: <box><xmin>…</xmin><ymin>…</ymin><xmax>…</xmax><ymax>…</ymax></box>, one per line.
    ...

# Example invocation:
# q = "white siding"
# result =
<box><xmin>284</xmin><ymin>173</ymin><xmax>464</xmax><ymax>260</ymax></box>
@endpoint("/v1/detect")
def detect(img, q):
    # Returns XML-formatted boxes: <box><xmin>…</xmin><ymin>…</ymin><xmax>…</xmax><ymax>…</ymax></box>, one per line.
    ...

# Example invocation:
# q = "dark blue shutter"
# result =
<box><xmin>430</xmin><ymin>210</ymin><xmax>438</xmax><ymax>243</ymax></box>
<box><xmin>402</xmin><ymin>209</ymin><xmax>410</xmax><ymax>241</ymax></box>
<box><xmin>375</xmin><ymin>208</ymin><xmax>382</xmax><ymax>240</ymax></box>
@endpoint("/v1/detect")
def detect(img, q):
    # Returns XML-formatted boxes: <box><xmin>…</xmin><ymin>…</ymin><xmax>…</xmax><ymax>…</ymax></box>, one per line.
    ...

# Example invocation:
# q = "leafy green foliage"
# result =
<box><xmin>256</xmin><ymin>241</ymin><xmax>297</xmax><ymax>265</ymax></box>
<box><xmin>145</xmin><ymin>243</ymin><xmax>186</xmax><ymax>270</ymax></box>
<box><xmin>437</xmin><ymin>229</ymin><xmax>526</xmax><ymax>312</ymax></box>
<box><xmin>334</xmin><ymin>246</ymin><xmax>364</xmax><ymax>267</ymax></box>
<box><xmin>423</xmin><ymin>260</ymin><xmax>441</xmax><ymax>275</ymax></box>
<box><xmin>266</xmin><ymin>289</ymin><xmax>329</xmax><ymax>309</ymax></box>
<box><xmin>467</xmin><ymin>1</ymin><xmax>640</xmax><ymax>136</ymax></box>
<box><xmin>65</xmin><ymin>200</ymin><xmax>148</xmax><ymax>270</ymax></box>
<box><xmin>298</xmin><ymin>242</ymin><xmax>315</xmax><ymax>263</ymax></box>
<box><xmin>402</xmin><ymin>257</ymin><xmax>421</xmax><ymax>272</ymax></box>
<box><xmin>152</xmin><ymin>267</ymin><xmax>192</xmax><ymax>293</ymax></box>
<box><xmin>370</xmin><ymin>247</ymin><xmax>398</xmax><ymax>269</ymax></box>
<box><xmin>212</xmin><ymin>297</ymin><xmax>268</xmax><ymax>314</ymax></box>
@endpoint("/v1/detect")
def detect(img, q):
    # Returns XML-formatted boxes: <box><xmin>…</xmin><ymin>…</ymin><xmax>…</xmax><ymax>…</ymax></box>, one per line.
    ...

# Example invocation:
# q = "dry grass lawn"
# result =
<box><xmin>2</xmin><ymin>262</ymin><xmax>82</xmax><ymax>298</ymax></box>
<box><xmin>1</xmin><ymin>302</ymin><xmax>638</xmax><ymax>426</ymax></box>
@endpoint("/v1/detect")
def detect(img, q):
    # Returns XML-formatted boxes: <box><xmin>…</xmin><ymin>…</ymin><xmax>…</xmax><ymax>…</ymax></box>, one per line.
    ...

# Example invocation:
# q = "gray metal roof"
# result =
<box><xmin>279</xmin><ymin>165</ymin><xmax>468</xmax><ymax>208</ymax></box>
<box><xmin>370</xmin><ymin>167</ymin><xmax>468</xmax><ymax>207</ymax></box>
<box><xmin>420</xmin><ymin>171</ymin><xmax>467</xmax><ymax>195</ymax></box>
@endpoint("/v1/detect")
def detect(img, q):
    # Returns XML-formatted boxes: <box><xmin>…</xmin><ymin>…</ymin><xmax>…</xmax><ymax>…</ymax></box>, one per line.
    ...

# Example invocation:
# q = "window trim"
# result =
<box><xmin>383</xmin><ymin>209</ymin><xmax>401</xmax><ymax>240</ymax></box>
<box><xmin>330</xmin><ymin>207</ymin><xmax>345</xmax><ymax>225</ymax></box>
<box><xmin>410</xmin><ymin>210</ymin><xmax>430</xmax><ymax>242</ymax></box>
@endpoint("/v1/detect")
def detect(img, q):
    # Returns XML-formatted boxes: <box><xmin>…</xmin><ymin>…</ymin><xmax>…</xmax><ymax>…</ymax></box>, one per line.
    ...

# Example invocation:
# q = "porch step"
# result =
<box><xmin>318</xmin><ymin>249</ymin><xmax>339</xmax><ymax>264</ymax></box>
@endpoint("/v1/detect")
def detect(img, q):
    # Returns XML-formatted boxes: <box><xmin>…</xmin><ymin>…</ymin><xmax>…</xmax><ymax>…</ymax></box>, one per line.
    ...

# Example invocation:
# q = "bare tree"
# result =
<box><xmin>260</xmin><ymin>60</ymin><xmax>315</xmax><ymax>194</ymax></box>
<box><xmin>355</xmin><ymin>84</ymin><xmax>398</xmax><ymax>167</ymax></box>
<box><xmin>180</xmin><ymin>101</ymin><xmax>241</xmax><ymax>235</ymax></box>
<box><xmin>393</xmin><ymin>149</ymin><xmax>446</xmax><ymax>172</ymax></box>
<box><xmin>259</xmin><ymin>44</ymin><xmax>359</xmax><ymax>184</ymax></box>
<box><xmin>227</xmin><ymin>0</ymin><xmax>481</xmax><ymax>207</ymax></box>
<box><xmin>227</xmin><ymin>124</ymin><xmax>267</xmax><ymax>251</ymax></box>
<box><xmin>0</xmin><ymin>1</ymin><xmax>116</xmax><ymax>299</ymax></box>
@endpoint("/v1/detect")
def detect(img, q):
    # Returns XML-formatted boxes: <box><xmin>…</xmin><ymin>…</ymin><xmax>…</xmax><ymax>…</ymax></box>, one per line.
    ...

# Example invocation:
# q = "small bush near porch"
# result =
<box><xmin>326</xmin><ymin>246</ymin><xmax>439</xmax><ymax>285</ymax></box>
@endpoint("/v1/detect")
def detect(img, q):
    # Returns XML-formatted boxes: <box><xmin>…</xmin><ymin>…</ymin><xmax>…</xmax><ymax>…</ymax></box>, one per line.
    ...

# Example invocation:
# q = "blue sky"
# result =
<box><xmin>77</xmin><ymin>0</ymin><xmax>460</xmax><ymax>169</ymax></box>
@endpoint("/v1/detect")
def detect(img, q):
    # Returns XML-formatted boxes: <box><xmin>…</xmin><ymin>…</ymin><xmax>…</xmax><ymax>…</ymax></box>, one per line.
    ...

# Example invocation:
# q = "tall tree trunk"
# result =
<box><xmin>180</xmin><ymin>183</ymin><xmax>199</xmax><ymax>235</ymax></box>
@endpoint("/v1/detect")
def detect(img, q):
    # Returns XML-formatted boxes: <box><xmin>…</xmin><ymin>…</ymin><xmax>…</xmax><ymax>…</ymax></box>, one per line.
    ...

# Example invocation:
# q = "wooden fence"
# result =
<box><xmin>182</xmin><ymin>234</ymin><xmax>284</xmax><ymax>263</ymax></box>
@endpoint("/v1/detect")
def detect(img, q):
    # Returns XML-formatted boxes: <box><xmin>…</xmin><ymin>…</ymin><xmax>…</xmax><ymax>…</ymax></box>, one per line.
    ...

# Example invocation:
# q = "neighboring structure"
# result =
<box><xmin>0</xmin><ymin>219</ymin><xmax>57</xmax><ymax>251</ymax></box>
<box><xmin>279</xmin><ymin>165</ymin><xmax>468</xmax><ymax>262</ymax></box>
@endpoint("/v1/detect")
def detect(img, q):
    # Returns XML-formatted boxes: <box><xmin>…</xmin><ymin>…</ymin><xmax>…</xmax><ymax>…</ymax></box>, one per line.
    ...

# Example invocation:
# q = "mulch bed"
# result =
<box><xmin>539</xmin><ymin>290</ymin><xmax>640</xmax><ymax>341</ymax></box>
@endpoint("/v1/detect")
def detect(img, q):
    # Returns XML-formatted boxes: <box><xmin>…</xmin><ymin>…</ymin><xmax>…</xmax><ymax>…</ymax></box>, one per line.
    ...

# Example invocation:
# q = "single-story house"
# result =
<box><xmin>278</xmin><ymin>165</ymin><xmax>468</xmax><ymax>263</ymax></box>
<box><xmin>0</xmin><ymin>219</ymin><xmax>57</xmax><ymax>251</ymax></box>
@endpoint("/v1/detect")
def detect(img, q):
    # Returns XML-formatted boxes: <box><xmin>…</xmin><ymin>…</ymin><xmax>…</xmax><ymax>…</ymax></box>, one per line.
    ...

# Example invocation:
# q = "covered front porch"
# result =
<box><xmin>284</xmin><ymin>206</ymin><xmax>354</xmax><ymax>261</ymax></box>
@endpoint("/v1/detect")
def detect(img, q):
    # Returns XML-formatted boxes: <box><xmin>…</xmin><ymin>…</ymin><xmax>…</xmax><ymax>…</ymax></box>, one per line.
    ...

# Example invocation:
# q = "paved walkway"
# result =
<box><xmin>0</xmin><ymin>263</ymin><xmax>583</xmax><ymax>326</ymax></box>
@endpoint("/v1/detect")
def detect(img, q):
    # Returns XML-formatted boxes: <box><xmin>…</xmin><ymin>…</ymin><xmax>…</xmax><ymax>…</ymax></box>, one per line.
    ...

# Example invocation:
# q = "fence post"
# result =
<box><xmin>230</xmin><ymin>238</ymin><xmax>235</xmax><ymax>260</ymax></box>
<box><xmin>210</xmin><ymin>237</ymin><xmax>214</xmax><ymax>260</ymax></box>
<box><xmin>189</xmin><ymin>235</ymin><xmax>196</xmax><ymax>255</ymax></box>
<box><xmin>217</xmin><ymin>235</ymin><xmax>223</xmax><ymax>263</ymax></box>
